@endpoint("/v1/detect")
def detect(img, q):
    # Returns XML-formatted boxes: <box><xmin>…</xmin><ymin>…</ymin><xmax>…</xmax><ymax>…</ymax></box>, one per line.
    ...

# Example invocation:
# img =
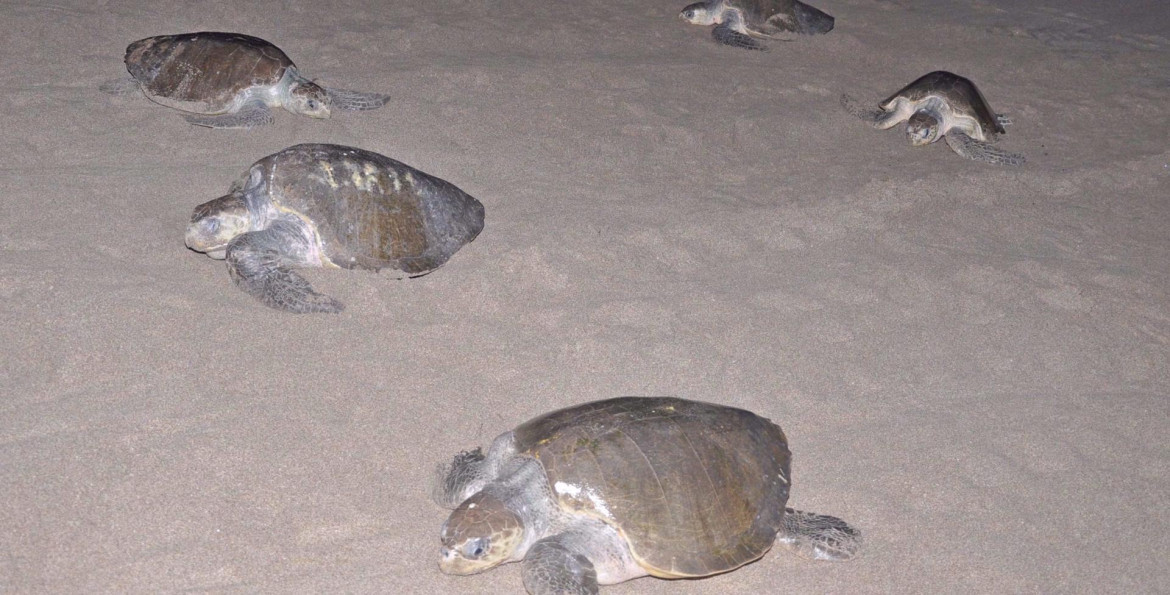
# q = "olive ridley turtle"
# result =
<box><xmin>679</xmin><ymin>0</ymin><xmax>834</xmax><ymax>50</ymax></box>
<box><xmin>100</xmin><ymin>32</ymin><xmax>389</xmax><ymax>128</ymax></box>
<box><xmin>842</xmin><ymin>70</ymin><xmax>1025</xmax><ymax>165</ymax></box>
<box><xmin>434</xmin><ymin>396</ymin><xmax>861</xmax><ymax>594</ymax></box>
<box><xmin>185</xmin><ymin>144</ymin><xmax>485</xmax><ymax>313</ymax></box>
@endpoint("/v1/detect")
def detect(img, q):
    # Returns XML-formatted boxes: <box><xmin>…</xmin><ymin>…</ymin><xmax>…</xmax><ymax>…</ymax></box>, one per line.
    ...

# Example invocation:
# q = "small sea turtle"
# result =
<box><xmin>842</xmin><ymin>70</ymin><xmax>1025</xmax><ymax>165</ymax></box>
<box><xmin>679</xmin><ymin>0</ymin><xmax>834</xmax><ymax>50</ymax></box>
<box><xmin>185</xmin><ymin>144</ymin><xmax>484</xmax><ymax>313</ymax></box>
<box><xmin>434</xmin><ymin>396</ymin><xmax>861</xmax><ymax>594</ymax></box>
<box><xmin>100</xmin><ymin>32</ymin><xmax>389</xmax><ymax>128</ymax></box>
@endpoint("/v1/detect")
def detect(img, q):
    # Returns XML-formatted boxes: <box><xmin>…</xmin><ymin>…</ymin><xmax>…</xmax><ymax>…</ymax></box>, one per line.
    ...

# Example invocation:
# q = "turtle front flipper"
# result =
<box><xmin>433</xmin><ymin>448</ymin><xmax>489</xmax><ymax>508</ymax></box>
<box><xmin>840</xmin><ymin>94</ymin><xmax>884</xmax><ymax>124</ymax></box>
<box><xmin>522</xmin><ymin>537</ymin><xmax>599</xmax><ymax>595</ymax></box>
<box><xmin>776</xmin><ymin>508</ymin><xmax>862</xmax><ymax>561</ymax></box>
<box><xmin>713</xmin><ymin>11</ymin><xmax>765</xmax><ymax>50</ymax></box>
<box><xmin>184</xmin><ymin>99</ymin><xmax>276</xmax><ymax>129</ymax></box>
<box><xmin>225</xmin><ymin>223</ymin><xmax>343</xmax><ymax>313</ymax></box>
<box><xmin>325</xmin><ymin>88</ymin><xmax>391</xmax><ymax>111</ymax></box>
<box><xmin>944</xmin><ymin>131</ymin><xmax>1026</xmax><ymax>166</ymax></box>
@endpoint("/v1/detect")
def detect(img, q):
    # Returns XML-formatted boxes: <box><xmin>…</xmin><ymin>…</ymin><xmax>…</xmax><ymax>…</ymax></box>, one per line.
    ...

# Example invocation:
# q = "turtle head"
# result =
<box><xmin>680</xmin><ymin>2</ymin><xmax>716</xmax><ymax>25</ymax></box>
<box><xmin>439</xmin><ymin>491</ymin><xmax>525</xmax><ymax>575</ymax></box>
<box><xmin>906</xmin><ymin>111</ymin><xmax>940</xmax><ymax>146</ymax></box>
<box><xmin>186</xmin><ymin>193</ymin><xmax>251</xmax><ymax>259</ymax></box>
<box><xmin>286</xmin><ymin>79</ymin><xmax>331</xmax><ymax>119</ymax></box>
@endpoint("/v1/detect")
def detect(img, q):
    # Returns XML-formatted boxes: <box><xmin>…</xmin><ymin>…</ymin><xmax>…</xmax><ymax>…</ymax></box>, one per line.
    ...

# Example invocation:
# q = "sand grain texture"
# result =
<box><xmin>1</xmin><ymin>0</ymin><xmax>1168</xmax><ymax>593</ymax></box>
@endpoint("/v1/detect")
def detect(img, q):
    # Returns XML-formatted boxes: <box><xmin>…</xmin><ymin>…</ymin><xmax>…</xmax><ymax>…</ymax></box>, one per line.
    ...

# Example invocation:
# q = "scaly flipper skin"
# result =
<box><xmin>184</xmin><ymin>98</ymin><xmax>276</xmax><ymax>129</ymax></box>
<box><xmin>522</xmin><ymin>537</ymin><xmax>600</xmax><ymax>595</ymax></box>
<box><xmin>326</xmin><ymin>88</ymin><xmax>391</xmax><ymax>111</ymax></box>
<box><xmin>840</xmin><ymin>94</ymin><xmax>884</xmax><ymax>124</ymax></box>
<box><xmin>776</xmin><ymin>508</ymin><xmax>863</xmax><ymax>561</ymax></box>
<box><xmin>945</xmin><ymin>131</ymin><xmax>1026</xmax><ymax>166</ymax></box>
<box><xmin>712</xmin><ymin>10</ymin><xmax>766</xmax><ymax>50</ymax></box>
<box><xmin>433</xmin><ymin>448</ymin><xmax>488</xmax><ymax>508</ymax></box>
<box><xmin>225</xmin><ymin>222</ymin><xmax>343</xmax><ymax>313</ymax></box>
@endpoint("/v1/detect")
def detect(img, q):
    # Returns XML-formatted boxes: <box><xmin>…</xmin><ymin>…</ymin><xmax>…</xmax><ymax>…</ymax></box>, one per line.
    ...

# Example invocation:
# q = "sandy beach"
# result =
<box><xmin>2</xmin><ymin>0</ymin><xmax>1168</xmax><ymax>592</ymax></box>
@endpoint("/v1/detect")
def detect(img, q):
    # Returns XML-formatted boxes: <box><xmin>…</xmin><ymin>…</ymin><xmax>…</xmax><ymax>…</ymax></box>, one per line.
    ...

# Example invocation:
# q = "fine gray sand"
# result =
<box><xmin>2</xmin><ymin>0</ymin><xmax>1168</xmax><ymax>592</ymax></box>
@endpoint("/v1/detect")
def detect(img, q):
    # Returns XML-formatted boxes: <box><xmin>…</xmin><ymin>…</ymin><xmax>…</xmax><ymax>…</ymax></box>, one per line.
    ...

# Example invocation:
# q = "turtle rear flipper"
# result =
<box><xmin>777</xmin><ymin>508</ymin><xmax>862</xmax><ymax>561</ymax></box>
<box><xmin>225</xmin><ymin>224</ymin><xmax>343</xmax><ymax>314</ymax></box>
<box><xmin>99</xmin><ymin>76</ymin><xmax>140</xmax><ymax>97</ymax></box>
<box><xmin>944</xmin><ymin>131</ymin><xmax>1025</xmax><ymax>165</ymax></box>
<box><xmin>326</xmin><ymin>88</ymin><xmax>391</xmax><ymax>111</ymax></box>
<box><xmin>184</xmin><ymin>99</ymin><xmax>275</xmax><ymax>129</ymax></box>
<box><xmin>840</xmin><ymin>94</ymin><xmax>884</xmax><ymax>124</ymax></box>
<box><xmin>793</xmin><ymin>0</ymin><xmax>834</xmax><ymax>34</ymax></box>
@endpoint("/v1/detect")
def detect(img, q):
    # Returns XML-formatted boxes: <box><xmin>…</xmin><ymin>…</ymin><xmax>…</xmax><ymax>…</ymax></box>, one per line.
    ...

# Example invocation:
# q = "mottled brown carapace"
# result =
<box><xmin>125</xmin><ymin>32</ymin><xmax>291</xmax><ymax>111</ymax></box>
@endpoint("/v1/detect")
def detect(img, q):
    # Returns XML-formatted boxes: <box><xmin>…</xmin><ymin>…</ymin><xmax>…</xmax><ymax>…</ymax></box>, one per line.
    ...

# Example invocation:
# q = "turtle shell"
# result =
<box><xmin>727</xmin><ymin>0</ymin><xmax>833</xmax><ymax>35</ymax></box>
<box><xmin>243</xmin><ymin>144</ymin><xmax>484</xmax><ymax>276</ymax></box>
<box><xmin>512</xmin><ymin>397</ymin><xmax>792</xmax><ymax>578</ymax></box>
<box><xmin>881</xmin><ymin>71</ymin><xmax>1005</xmax><ymax>136</ymax></box>
<box><xmin>125</xmin><ymin>32</ymin><xmax>293</xmax><ymax>114</ymax></box>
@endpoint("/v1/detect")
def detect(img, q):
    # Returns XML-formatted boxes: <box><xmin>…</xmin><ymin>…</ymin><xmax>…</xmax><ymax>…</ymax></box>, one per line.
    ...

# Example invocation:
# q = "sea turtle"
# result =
<box><xmin>679</xmin><ymin>0</ymin><xmax>834</xmax><ymax>50</ymax></box>
<box><xmin>185</xmin><ymin>143</ymin><xmax>485</xmax><ymax>313</ymax></box>
<box><xmin>99</xmin><ymin>32</ymin><xmax>389</xmax><ymax>128</ymax></box>
<box><xmin>841</xmin><ymin>70</ymin><xmax>1025</xmax><ymax>165</ymax></box>
<box><xmin>434</xmin><ymin>396</ymin><xmax>861</xmax><ymax>594</ymax></box>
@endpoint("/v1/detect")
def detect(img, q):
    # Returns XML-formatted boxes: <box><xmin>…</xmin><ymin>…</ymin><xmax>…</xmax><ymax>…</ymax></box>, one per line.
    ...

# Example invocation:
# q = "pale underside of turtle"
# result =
<box><xmin>841</xmin><ymin>71</ymin><xmax>1026</xmax><ymax>165</ymax></box>
<box><xmin>184</xmin><ymin>144</ymin><xmax>485</xmax><ymax>313</ymax></box>
<box><xmin>680</xmin><ymin>0</ymin><xmax>834</xmax><ymax>50</ymax></box>
<box><xmin>434</xmin><ymin>397</ymin><xmax>862</xmax><ymax>594</ymax></box>
<box><xmin>99</xmin><ymin>32</ymin><xmax>389</xmax><ymax>128</ymax></box>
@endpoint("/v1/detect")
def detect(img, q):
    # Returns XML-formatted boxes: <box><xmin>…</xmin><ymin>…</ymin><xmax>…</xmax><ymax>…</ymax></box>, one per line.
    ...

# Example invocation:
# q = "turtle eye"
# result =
<box><xmin>464</xmin><ymin>538</ymin><xmax>489</xmax><ymax>558</ymax></box>
<box><xmin>307</xmin><ymin>99</ymin><xmax>319</xmax><ymax>110</ymax></box>
<box><xmin>204</xmin><ymin>219</ymin><xmax>220</xmax><ymax>233</ymax></box>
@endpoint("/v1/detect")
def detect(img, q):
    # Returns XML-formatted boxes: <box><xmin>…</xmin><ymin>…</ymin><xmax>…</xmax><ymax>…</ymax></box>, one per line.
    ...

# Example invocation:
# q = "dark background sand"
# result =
<box><xmin>2</xmin><ymin>0</ymin><xmax>1167</xmax><ymax>592</ymax></box>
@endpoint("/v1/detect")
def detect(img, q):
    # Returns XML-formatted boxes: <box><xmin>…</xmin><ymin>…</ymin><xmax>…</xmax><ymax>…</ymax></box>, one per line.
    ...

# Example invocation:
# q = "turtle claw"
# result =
<box><xmin>326</xmin><ymin>88</ymin><xmax>391</xmax><ymax>111</ymax></box>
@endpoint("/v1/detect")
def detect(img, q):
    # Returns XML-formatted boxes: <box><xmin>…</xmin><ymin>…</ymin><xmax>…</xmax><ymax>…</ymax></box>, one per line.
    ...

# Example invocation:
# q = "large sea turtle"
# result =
<box><xmin>842</xmin><ymin>70</ymin><xmax>1025</xmax><ymax>165</ymax></box>
<box><xmin>100</xmin><ymin>32</ymin><xmax>389</xmax><ymax>128</ymax></box>
<box><xmin>185</xmin><ymin>144</ymin><xmax>484</xmax><ymax>313</ymax></box>
<box><xmin>434</xmin><ymin>396</ymin><xmax>861</xmax><ymax>594</ymax></box>
<box><xmin>679</xmin><ymin>0</ymin><xmax>834</xmax><ymax>50</ymax></box>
